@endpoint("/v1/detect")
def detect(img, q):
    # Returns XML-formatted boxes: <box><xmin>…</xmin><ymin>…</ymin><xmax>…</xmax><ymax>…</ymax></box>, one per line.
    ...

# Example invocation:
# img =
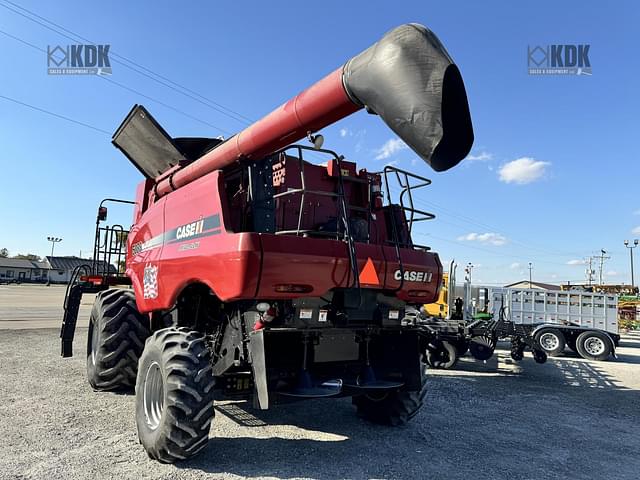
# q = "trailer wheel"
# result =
<box><xmin>354</xmin><ymin>365</ymin><xmax>427</xmax><ymax>426</ymax></box>
<box><xmin>87</xmin><ymin>289</ymin><xmax>150</xmax><ymax>391</ymax></box>
<box><xmin>135</xmin><ymin>327</ymin><xmax>216</xmax><ymax>463</ymax></box>
<box><xmin>426</xmin><ymin>341</ymin><xmax>458</xmax><ymax>369</ymax></box>
<box><xmin>534</xmin><ymin>328</ymin><xmax>565</xmax><ymax>357</ymax></box>
<box><xmin>575</xmin><ymin>330</ymin><xmax>612</xmax><ymax>361</ymax></box>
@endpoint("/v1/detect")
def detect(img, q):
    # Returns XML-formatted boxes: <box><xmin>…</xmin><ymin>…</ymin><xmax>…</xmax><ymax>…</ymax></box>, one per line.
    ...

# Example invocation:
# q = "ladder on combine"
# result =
<box><xmin>60</xmin><ymin>198</ymin><xmax>135</xmax><ymax>357</ymax></box>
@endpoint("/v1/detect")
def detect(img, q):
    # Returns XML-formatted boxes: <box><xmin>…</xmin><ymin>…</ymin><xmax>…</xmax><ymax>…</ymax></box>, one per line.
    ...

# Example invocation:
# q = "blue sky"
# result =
<box><xmin>0</xmin><ymin>1</ymin><xmax>639</xmax><ymax>285</ymax></box>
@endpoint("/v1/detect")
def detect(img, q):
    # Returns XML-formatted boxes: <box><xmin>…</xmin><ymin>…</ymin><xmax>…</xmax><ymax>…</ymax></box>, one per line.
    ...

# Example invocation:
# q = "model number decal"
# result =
<box><xmin>393</xmin><ymin>270</ymin><xmax>432</xmax><ymax>283</ymax></box>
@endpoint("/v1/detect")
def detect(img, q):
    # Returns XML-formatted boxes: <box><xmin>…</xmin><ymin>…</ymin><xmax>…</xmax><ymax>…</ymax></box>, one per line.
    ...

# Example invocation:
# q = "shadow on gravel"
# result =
<box><xmin>168</xmin><ymin>339</ymin><xmax>640</xmax><ymax>479</ymax></box>
<box><xmin>179</xmin><ymin>399</ymin><xmax>397</xmax><ymax>479</ymax></box>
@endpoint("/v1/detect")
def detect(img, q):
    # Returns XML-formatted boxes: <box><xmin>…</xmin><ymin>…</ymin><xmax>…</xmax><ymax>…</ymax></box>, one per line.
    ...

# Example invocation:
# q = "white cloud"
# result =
<box><xmin>606</xmin><ymin>270</ymin><xmax>619</xmax><ymax>277</ymax></box>
<box><xmin>457</xmin><ymin>232</ymin><xmax>508</xmax><ymax>246</ymax></box>
<box><xmin>375</xmin><ymin>138</ymin><xmax>408</xmax><ymax>160</ymax></box>
<box><xmin>632</xmin><ymin>226</ymin><xmax>640</xmax><ymax>235</ymax></box>
<box><xmin>498</xmin><ymin>157</ymin><xmax>550</xmax><ymax>184</ymax></box>
<box><xmin>466</xmin><ymin>151</ymin><xmax>493</xmax><ymax>161</ymax></box>
<box><xmin>339</xmin><ymin>128</ymin><xmax>350</xmax><ymax>138</ymax></box>
<box><xmin>510</xmin><ymin>262</ymin><xmax>521</xmax><ymax>269</ymax></box>
<box><xmin>567</xmin><ymin>259</ymin><xmax>585</xmax><ymax>265</ymax></box>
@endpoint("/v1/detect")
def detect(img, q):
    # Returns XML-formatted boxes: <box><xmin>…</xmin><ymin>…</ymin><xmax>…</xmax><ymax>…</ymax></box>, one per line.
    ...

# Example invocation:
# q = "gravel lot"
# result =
<box><xmin>0</xmin><ymin>285</ymin><xmax>639</xmax><ymax>480</ymax></box>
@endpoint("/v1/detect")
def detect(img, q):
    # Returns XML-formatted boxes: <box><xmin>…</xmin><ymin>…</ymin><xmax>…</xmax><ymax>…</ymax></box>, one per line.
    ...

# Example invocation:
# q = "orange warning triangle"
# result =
<box><xmin>359</xmin><ymin>257</ymin><xmax>380</xmax><ymax>285</ymax></box>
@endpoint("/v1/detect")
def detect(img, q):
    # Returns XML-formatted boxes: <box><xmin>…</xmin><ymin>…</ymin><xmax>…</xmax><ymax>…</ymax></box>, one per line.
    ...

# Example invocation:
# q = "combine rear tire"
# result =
<box><xmin>135</xmin><ymin>327</ymin><xmax>216</xmax><ymax>463</ymax></box>
<box><xmin>354</xmin><ymin>365</ymin><xmax>427</xmax><ymax>426</ymax></box>
<box><xmin>87</xmin><ymin>289</ymin><xmax>150</xmax><ymax>391</ymax></box>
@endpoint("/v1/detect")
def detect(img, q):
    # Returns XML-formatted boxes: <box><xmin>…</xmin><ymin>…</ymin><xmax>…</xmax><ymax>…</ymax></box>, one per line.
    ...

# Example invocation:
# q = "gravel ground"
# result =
<box><xmin>0</xmin><ymin>285</ymin><xmax>639</xmax><ymax>479</ymax></box>
<box><xmin>0</xmin><ymin>329</ymin><xmax>639</xmax><ymax>480</ymax></box>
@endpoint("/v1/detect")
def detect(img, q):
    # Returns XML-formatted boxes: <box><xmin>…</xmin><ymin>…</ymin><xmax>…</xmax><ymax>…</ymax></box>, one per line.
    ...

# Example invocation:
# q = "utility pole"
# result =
<box><xmin>465</xmin><ymin>262</ymin><xmax>473</xmax><ymax>284</ymax></box>
<box><xmin>624</xmin><ymin>239</ymin><xmax>638</xmax><ymax>291</ymax></box>
<box><xmin>597</xmin><ymin>249</ymin><xmax>610</xmax><ymax>286</ymax></box>
<box><xmin>528</xmin><ymin>262</ymin><xmax>533</xmax><ymax>288</ymax></box>
<box><xmin>586</xmin><ymin>257</ymin><xmax>595</xmax><ymax>286</ymax></box>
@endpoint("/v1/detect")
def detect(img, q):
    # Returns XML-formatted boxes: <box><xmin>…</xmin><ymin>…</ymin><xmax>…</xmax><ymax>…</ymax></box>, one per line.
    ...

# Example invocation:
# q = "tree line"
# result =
<box><xmin>0</xmin><ymin>249</ymin><xmax>42</xmax><ymax>261</ymax></box>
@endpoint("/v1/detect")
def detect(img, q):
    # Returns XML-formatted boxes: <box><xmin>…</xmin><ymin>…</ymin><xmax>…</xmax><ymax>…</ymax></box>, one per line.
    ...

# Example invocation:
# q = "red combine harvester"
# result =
<box><xmin>60</xmin><ymin>23</ymin><xmax>473</xmax><ymax>462</ymax></box>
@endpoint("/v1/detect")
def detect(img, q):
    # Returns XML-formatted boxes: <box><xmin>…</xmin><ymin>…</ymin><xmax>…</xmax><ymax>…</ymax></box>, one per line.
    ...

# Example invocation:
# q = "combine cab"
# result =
<box><xmin>60</xmin><ymin>23</ymin><xmax>475</xmax><ymax>462</ymax></box>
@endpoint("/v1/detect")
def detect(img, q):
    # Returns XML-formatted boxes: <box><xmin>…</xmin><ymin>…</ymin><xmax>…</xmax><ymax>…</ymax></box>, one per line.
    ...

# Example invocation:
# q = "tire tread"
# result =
<box><xmin>136</xmin><ymin>327</ymin><xmax>216</xmax><ymax>463</ymax></box>
<box><xmin>87</xmin><ymin>289</ymin><xmax>150</xmax><ymax>391</ymax></box>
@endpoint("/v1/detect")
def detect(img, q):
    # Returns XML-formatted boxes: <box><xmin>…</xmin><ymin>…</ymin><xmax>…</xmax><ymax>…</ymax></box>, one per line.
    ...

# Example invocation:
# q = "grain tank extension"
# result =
<box><xmin>60</xmin><ymin>23</ymin><xmax>473</xmax><ymax>463</ymax></box>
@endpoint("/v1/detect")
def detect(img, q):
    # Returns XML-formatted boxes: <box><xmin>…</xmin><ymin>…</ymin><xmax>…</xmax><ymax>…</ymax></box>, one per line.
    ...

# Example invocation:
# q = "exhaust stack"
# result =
<box><xmin>151</xmin><ymin>23</ymin><xmax>473</xmax><ymax>197</ymax></box>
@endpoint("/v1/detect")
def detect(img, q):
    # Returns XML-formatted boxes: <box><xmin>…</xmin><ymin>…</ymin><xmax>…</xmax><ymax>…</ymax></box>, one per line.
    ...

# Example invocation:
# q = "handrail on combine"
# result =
<box><xmin>378</xmin><ymin>166</ymin><xmax>435</xmax><ymax>243</ymax></box>
<box><xmin>265</xmin><ymin>144</ymin><xmax>361</xmax><ymax>289</ymax></box>
<box><xmin>92</xmin><ymin>198</ymin><xmax>136</xmax><ymax>277</ymax></box>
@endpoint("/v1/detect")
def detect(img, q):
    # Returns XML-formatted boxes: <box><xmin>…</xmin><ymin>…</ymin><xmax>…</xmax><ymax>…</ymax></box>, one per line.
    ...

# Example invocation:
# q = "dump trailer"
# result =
<box><xmin>60</xmin><ymin>23</ymin><xmax>474</xmax><ymax>463</ymax></box>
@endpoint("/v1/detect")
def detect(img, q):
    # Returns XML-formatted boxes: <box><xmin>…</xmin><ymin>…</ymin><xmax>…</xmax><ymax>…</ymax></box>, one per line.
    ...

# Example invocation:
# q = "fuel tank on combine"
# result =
<box><xmin>113</xmin><ymin>23</ymin><xmax>473</xmax><ymax>312</ymax></box>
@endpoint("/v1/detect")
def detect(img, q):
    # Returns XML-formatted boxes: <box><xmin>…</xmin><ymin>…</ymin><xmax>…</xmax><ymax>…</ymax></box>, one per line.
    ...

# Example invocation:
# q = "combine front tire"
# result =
<box><xmin>87</xmin><ymin>289</ymin><xmax>150</xmax><ymax>391</ymax></box>
<box><xmin>354</xmin><ymin>365</ymin><xmax>427</xmax><ymax>426</ymax></box>
<box><xmin>135</xmin><ymin>328</ymin><xmax>216</xmax><ymax>463</ymax></box>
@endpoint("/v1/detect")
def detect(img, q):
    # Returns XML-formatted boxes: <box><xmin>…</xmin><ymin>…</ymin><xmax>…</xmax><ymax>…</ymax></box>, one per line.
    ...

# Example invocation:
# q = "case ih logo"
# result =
<box><xmin>527</xmin><ymin>44</ymin><xmax>591</xmax><ymax>76</ymax></box>
<box><xmin>47</xmin><ymin>44</ymin><xmax>112</xmax><ymax>75</ymax></box>
<box><xmin>176</xmin><ymin>219</ymin><xmax>205</xmax><ymax>240</ymax></box>
<box><xmin>394</xmin><ymin>270</ymin><xmax>433</xmax><ymax>283</ymax></box>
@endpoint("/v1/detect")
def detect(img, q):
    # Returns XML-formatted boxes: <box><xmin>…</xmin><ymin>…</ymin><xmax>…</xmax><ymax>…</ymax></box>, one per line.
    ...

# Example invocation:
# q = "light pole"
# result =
<box><xmin>47</xmin><ymin>236</ymin><xmax>62</xmax><ymax>257</ymax></box>
<box><xmin>624</xmin><ymin>239</ymin><xmax>638</xmax><ymax>292</ymax></box>
<box><xmin>466</xmin><ymin>262</ymin><xmax>473</xmax><ymax>284</ymax></box>
<box><xmin>528</xmin><ymin>262</ymin><xmax>533</xmax><ymax>288</ymax></box>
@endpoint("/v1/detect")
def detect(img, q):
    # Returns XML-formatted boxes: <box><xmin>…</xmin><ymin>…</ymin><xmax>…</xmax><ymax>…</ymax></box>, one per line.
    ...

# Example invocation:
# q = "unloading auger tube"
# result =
<box><xmin>154</xmin><ymin>23</ymin><xmax>474</xmax><ymax>197</ymax></box>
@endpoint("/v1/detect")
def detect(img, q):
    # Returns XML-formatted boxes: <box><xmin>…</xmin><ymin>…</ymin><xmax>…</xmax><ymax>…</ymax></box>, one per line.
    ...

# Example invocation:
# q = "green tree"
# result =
<box><xmin>13</xmin><ymin>253</ymin><xmax>42</xmax><ymax>261</ymax></box>
<box><xmin>0</xmin><ymin>248</ymin><xmax>8</xmax><ymax>258</ymax></box>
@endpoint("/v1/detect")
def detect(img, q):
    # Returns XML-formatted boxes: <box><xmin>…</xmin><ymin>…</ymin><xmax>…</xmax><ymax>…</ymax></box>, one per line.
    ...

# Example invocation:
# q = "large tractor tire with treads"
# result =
<box><xmin>353</xmin><ymin>365</ymin><xmax>427</xmax><ymax>426</ymax></box>
<box><xmin>87</xmin><ymin>289</ymin><xmax>150</xmax><ymax>391</ymax></box>
<box><xmin>135</xmin><ymin>327</ymin><xmax>216</xmax><ymax>463</ymax></box>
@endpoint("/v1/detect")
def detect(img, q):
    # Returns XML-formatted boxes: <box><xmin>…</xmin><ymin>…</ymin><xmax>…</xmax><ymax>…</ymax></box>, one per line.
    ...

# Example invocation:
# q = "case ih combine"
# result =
<box><xmin>60</xmin><ymin>23</ymin><xmax>474</xmax><ymax>462</ymax></box>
